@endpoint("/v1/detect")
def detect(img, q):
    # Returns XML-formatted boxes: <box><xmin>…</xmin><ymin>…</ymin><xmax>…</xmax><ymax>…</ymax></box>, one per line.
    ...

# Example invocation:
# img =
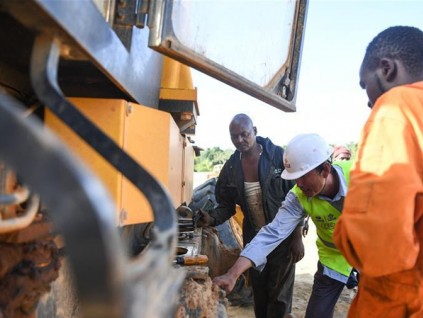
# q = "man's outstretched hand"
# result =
<box><xmin>193</xmin><ymin>209</ymin><xmax>214</xmax><ymax>227</ymax></box>
<box><xmin>212</xmin><ymin>257</ymin><xmax>253</xmax><ymax>294</ymax></box>
<box><xmin>213</xmin><ymin>273</ymin><xmax>237</xmax><ymax>294</ymax></box>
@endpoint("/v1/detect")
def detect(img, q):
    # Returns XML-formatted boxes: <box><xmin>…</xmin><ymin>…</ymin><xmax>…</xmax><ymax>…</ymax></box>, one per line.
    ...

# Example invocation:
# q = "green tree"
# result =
<box><xmin>194</xmin><ymin>147</ymin><xmax>233</xmax><ymax>172</ymax></box>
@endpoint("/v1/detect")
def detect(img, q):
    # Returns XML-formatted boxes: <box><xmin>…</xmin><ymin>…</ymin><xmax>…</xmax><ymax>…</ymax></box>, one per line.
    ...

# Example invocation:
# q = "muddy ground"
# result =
<box><xmin>227</xmin><ymin>222</ymin><xmax>354</xmax><ymax>318</ymax></box>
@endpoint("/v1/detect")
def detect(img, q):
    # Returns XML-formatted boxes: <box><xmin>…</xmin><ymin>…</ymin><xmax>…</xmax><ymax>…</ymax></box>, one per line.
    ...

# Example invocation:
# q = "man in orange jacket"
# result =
<box><xmin>334</xmin><ymin>26</ymin><xmax>423</xmax><ymax>317</ymax></box>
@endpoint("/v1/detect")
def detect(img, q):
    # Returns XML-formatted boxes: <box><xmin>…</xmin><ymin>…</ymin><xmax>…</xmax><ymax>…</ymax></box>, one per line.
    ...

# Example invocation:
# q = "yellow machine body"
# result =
<box><xmin>45</xmin><ymin>98</ymin><xmax>193</xmax><ymax>226</ymax></box>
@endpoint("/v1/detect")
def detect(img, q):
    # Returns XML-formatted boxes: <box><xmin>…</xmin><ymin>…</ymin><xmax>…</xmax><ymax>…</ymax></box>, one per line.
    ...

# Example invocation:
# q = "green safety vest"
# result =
<box><xmin>292</xmin><ymin>161</ymin><xmax>352</xmax><ymax>277</ymax></box>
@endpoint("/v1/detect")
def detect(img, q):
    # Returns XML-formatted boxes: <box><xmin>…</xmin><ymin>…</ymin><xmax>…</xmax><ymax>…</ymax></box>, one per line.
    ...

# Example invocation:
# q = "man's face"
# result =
<box><xmin>359</xmin><ymin>63</ymin><xmax>387</xmax><ymax>109</ymax></box>
<box><xmin>295</xmin><ymin>169</ymin><xmax>326</xmax><ymax>198</ymax></box>
<box><xmin>229</xmin><ymin>121</ymin><xmax>256</xmax><ymax>153</ymax></box>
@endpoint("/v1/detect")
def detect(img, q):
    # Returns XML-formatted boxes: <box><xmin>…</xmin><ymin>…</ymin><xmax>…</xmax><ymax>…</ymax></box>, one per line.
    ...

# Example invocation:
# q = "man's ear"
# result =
<box><xmin>379</xmin><ymin>58</ymin><xmax>397</xmax><ymax>82</ymax></box>
<box><xmin>253</xmin><ymin>126</ymin><xmax>257</xmax><ymax>135</ymax></box>
<box><xmin>322</xmin><ymin>162</ymin><xmax>331</xmax><ymax>178</ymax></box>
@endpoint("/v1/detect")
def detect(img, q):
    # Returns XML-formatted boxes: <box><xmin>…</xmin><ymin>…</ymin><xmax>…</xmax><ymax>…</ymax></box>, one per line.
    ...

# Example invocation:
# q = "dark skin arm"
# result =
<box><xmin>289</xmin><ymin>225</ymin><xmax>305</xmax><ymax>263</ymax></box>
<box><xmin>214</xmin><ymin>224</ymin><xmax>304</xmax><ymax>293</ymax></box>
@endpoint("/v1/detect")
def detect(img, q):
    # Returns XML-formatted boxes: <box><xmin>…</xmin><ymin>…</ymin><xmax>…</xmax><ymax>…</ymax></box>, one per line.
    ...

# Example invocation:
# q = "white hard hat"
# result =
<box><xmin>281</xmin><ymin>133</ymin><xmax>333</xmax><ymax>180</ymax></box>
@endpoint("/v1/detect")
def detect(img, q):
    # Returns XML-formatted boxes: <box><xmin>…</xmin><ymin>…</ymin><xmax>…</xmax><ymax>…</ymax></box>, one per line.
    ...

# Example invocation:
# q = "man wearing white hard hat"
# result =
<box><xmin>213</xmin><ymin>133</ymin><xmax>354</xmax><ymax>318</ymax></box>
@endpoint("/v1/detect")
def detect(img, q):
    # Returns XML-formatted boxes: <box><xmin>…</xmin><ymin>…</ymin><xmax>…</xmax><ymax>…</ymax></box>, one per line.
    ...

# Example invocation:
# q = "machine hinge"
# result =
<box><xmin>113</xmin><ymin>0</ymin><xmax>152</xmax><ymax>49</ymax></box>
<box><xmin>114</xmin><ymin>0</ymin><xmax>151</xmax><ymax>29</ymax></box>
<box><xmin>276</xmin><ymin>70</ymin><xmax>291</xmax><ymax>99</ymax></box>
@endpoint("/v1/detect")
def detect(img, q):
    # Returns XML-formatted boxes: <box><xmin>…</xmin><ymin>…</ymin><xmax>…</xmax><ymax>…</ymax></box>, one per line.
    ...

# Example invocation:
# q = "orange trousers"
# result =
<box><xmin>347</xmin><ymin>268</ymin><xmax>423</xmax><ymax>318</ymax></box>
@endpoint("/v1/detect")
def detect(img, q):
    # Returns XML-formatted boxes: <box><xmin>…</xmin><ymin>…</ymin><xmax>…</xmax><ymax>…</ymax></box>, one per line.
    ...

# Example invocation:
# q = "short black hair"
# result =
<box><xmin>362</xmin><ymin>26</ymin><xmax>423</xmax><ymax>76</ymax></box>
<box><xmin>314</xmin><ymin>159</ymin><xmax>332</xmax><ymax>174</ymax></box>
<box><xmin>230</xmin><ymin>113</ymin><xmax>254</xmax><ymax>129</ymax></box>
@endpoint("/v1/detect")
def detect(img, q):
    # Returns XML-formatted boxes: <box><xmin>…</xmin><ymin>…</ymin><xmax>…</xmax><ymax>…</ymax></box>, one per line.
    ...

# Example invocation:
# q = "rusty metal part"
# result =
<box><xmin>0</xmin><ymin>243</ymin><xmax>23</xmax><ymax>278</ymax></box>
<box><xmin>0</xmin><ymin>216</ymin><xmax>55</xmax><ymax>244</ymax></box>
<box><xmin>0</xmin><ymin>237</ymin><xmax>61</xmax><ymax>318</ymax></box>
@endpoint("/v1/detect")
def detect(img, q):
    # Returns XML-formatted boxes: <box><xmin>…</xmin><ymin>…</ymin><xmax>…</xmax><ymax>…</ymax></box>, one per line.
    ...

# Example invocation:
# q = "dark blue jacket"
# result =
<box><xmin>210</xmin><ymin>136</ymin><xmax>295</xmax><ymax>247</ymax></box>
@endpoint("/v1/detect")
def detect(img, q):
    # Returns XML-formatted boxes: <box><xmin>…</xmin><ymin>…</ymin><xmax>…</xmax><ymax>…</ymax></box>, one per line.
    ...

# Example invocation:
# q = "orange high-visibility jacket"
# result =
<box><xmin>334</xmin><ymin>82</ymin><xmax>423</xmax><ymax>317</ymax></box>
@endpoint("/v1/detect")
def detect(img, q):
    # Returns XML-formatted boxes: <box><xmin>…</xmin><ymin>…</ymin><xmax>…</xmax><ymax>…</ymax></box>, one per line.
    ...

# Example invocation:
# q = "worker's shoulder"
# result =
<box><xmin>383</xmin><ymin>81</ymin><xmax>423</xmax><ymax>104</ymax></box>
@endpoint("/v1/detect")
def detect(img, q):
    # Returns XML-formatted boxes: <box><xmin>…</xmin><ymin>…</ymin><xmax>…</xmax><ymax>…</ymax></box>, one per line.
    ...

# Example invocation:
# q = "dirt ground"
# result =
<box><xmin>227</xmin><ymin>222</ymin><xmax>355</xmax><ymax>318</ymax></box>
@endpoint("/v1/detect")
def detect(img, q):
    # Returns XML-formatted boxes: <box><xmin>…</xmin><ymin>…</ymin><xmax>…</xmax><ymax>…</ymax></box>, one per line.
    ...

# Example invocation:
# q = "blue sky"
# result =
<box><xmin>192</xmin><ymin>0</ymin><xmax>423</xmax><ymax>150</ymax></box>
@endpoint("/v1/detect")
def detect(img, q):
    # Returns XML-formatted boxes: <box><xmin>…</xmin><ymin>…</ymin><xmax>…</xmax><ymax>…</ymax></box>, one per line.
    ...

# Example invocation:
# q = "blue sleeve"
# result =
<box><xmin>240</xmin><ymin>191</ymin><xmax>305</xmax><ymax>271</ymax></box>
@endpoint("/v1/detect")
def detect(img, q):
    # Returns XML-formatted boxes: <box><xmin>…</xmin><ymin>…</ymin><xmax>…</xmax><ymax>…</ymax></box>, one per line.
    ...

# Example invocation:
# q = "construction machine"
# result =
<box><xmin>0</xmin><ymin>0</ymin><xmax>307</xmax><ymax>317</ymax></box>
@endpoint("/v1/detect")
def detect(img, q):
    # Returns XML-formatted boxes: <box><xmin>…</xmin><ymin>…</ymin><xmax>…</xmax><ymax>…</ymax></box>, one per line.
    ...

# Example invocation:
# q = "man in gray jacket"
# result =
<box><xmin>196</xmin><ymin>113</ymin><xmax>304</xmax><ymax>318</ymax></box>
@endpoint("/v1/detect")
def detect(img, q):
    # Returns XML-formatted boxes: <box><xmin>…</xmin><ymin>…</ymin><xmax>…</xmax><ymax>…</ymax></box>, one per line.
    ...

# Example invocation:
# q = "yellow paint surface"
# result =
<box><xmin>45</xmin><ymin>98</ymin><xmax>184</xmax><ymax>226</ymax></box>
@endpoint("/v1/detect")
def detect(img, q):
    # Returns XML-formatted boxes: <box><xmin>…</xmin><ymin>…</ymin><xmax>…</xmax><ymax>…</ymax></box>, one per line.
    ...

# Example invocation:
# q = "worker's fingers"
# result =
<box><xmin>193</xmin><ymin>209</ymin><xmax>209</xmax><ymax>227</ymax></box>
<box><xmin>213</xmin><ymin>275</ymin><xmax>234</xmax><ymax>294</ymax></box>
<box><xmin>213</xmin><ymin>278</ymin><xmax>227</xmax><ymax>291</ymax></box>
